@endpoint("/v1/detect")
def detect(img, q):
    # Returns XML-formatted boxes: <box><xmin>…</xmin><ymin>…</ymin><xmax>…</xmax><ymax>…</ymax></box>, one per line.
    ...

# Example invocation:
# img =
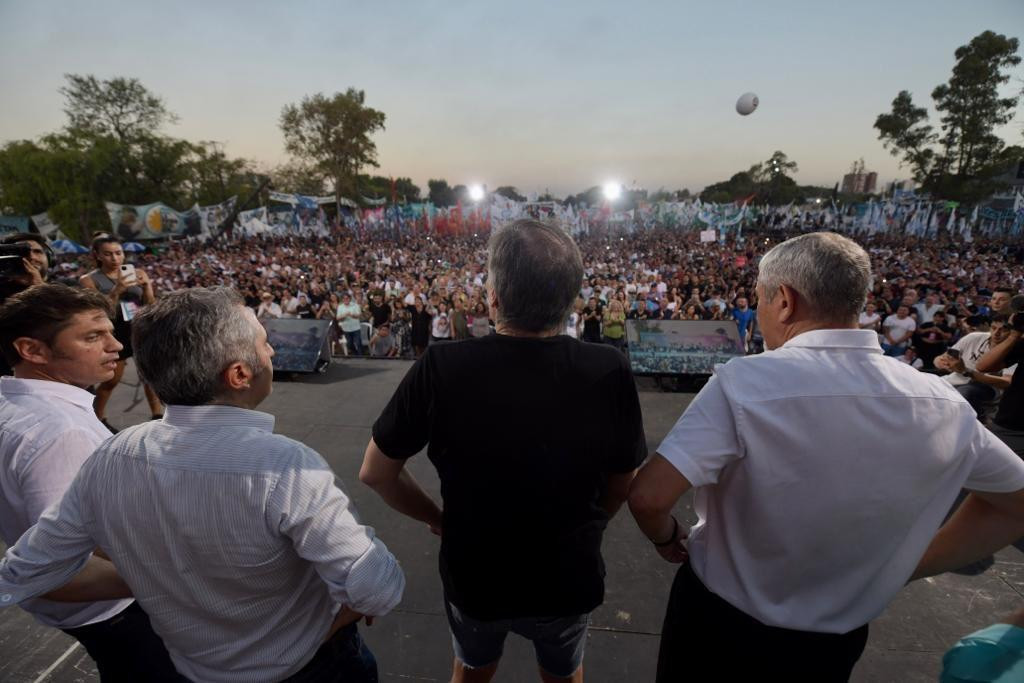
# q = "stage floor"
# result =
<box><xmin>2</xmin><ymin>358</ymin><xmax>1022</xmax><ymax>682</ymax></box>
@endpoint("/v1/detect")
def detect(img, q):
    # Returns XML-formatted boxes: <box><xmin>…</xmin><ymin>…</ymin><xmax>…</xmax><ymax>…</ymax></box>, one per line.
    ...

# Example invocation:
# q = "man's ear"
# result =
<box><xmin>11</xmin><ymin>337</ymin><xmax>50</xmax><ymax>366</ymax></box>
<box><xmin>777</xmin><ymin>284</ymin><xmax>799</xmax><ymax>325</ymax></box>
<box><xmin>221</xmin><ymin>360</ymin><xmax>254</xmax><ymax>392</ymax></box>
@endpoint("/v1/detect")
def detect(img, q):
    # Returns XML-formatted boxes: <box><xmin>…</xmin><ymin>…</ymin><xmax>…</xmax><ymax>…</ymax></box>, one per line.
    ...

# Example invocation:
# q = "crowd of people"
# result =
<box><xmin>40</xmin><ymin>224</ymin><xmax>1024</xmax><ymax>369</ymax></box>
<box><xmin>3</xmin><ymin>222</ymin><xmax>1024</xmax><ymax>683</ymax></box>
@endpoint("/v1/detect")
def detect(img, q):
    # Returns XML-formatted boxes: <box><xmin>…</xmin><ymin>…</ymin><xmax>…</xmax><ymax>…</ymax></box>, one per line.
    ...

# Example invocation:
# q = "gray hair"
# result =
<box><xmin>757</xmin><ymin>232</ymin><xmax>870</xmax><ymax>322</ymax></box>
<box><xmin>132</xmin><ymin>287</ymin><xmax>263</xmax><ymax>405</ymax></box>
<box><xmin>487</xmin><ymin>219</ymin><xmax>584</xmax><ymax>333</ymax></box>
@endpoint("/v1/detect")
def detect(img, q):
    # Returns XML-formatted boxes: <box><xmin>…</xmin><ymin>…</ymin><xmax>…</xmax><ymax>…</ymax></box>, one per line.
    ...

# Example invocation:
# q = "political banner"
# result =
<box><xmin>699</xmin><ymin>229</ymin><xmax>716</xmax><ymax>243</ymax></box>
<box><xmin>238</xmin><ymin>206</ymin><xmax>268</xmax><ymax>225</ymax></box>
<box><xmin>31</xmin><ymin>212</ymin><xmax>60</xmax><ymax>237</ymax></box>
<box><xmin>105</xmin><ymin>202</ymin><xmax>198</xmax><ymax>240</ymax></box>
<box><xmin>195</xmin><ymin>197</ymin><xmax>237</xmax><ymax>236</ymax></box>
<box><xmin>0</xmin><ymin>215</ymin><xmax>30</xmax><ymax>235</ymax></box>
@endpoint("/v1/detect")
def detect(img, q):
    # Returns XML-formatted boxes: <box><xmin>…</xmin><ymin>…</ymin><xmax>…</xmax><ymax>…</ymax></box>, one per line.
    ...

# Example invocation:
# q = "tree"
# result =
<box><xmin>271</xmin><ymin>161</ymin><xmax>327</xmax><ymax>196</ymax></box>
<box><xmin>185</xmin><ymin>142</ymin><xmax>257</xmax><ymax>207</ymax></box>
<box><xmin>875</xmin><ymin>31</ymin><xmax>1021</xmax><ymax>202</ymax></box>
<box><xmin>279</xmin><ymin>89</ymin><xmax>386</xmax><ymax>208</ymax></box>
<box><xmin>428</xmin><ymin>179</ymin><xmax>456</xmax><ymax>207</ymax></box>
<box><xmin>60</xmin><ymin>74</ymin><xmax>176</xmax><ymax>143</ymax></box>
<box><xmin>495</xmin><ymin>186</ymin><xmax>526</xmax><ymax>202</ymax></box>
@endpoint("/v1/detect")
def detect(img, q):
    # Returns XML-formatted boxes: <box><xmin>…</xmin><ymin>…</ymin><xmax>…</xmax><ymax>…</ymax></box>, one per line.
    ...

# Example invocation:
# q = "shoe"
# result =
<box><xmin>101</xmin><ymin>418</ymin><xmax>119</xmax><ymax>434</ymax></box>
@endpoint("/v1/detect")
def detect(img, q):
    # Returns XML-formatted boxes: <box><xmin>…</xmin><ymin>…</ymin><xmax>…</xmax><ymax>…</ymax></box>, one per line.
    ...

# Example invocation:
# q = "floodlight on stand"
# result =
<box><xmin>603</xmin><ymin>182</ymin><xmax>622</xmax><ymax>201</ymax></box>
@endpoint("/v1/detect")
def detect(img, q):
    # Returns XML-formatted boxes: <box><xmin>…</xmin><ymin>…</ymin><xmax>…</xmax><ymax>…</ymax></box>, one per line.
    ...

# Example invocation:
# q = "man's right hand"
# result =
<box><xmin>324</xmin><ymin>606</ymin><xmax>373</xmax><ymax>642</ymax></box>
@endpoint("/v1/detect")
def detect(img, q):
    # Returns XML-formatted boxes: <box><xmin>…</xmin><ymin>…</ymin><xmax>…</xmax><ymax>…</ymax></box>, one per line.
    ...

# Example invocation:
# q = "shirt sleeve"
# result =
<box><xmin>269</xmin><ymin>454</ymin><xmax>405</xmax><ymax>617</ymax></box>
<box><xmin>372</xmin><ymin>352</ymin><xmax>432</xmax><ymax>459</ymax></box>
<box><xmin>0</xmin><ymin>473</ymin><xmax>98</xmax><ymax>605</ymax></box>
<box><xmin>656</xmin><ymin>374</ymin><xmax>743</xmax><ymax>487</ymax></box>
<box><xmin>963</xmin><ymin>423</ymin><xmax>1024</xmax><ymax>493</ymax></box>
<box><xmin>608</xmin><ymin>362</ymin><xmax>647</xmax><ymax>473</ymax></box>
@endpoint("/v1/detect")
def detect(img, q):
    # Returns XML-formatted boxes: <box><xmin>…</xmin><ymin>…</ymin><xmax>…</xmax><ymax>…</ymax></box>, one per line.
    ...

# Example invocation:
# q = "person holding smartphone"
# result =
<box><xmin>80</xmin><ymin>235</ymin><xmax>162</xmax><ymax>431</ymax></box>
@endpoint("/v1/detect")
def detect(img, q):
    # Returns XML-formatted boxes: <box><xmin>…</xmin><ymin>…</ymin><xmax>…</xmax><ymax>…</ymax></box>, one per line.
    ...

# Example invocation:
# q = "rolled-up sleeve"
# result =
<box><xmin>0</xmin><ymin>475</ymin><xmax>98</xmax><ymax>605</ymax></box>
<box><xmin>269</xmin><ymin>458</ymin><xmax>405</xmax><ymax>616</ymax></box>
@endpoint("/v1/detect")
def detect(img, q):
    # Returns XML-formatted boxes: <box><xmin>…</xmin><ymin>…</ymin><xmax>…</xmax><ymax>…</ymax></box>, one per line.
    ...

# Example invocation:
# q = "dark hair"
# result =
<box><xmin>91</xmin><ymin>234</ymin><xmax>122</xmax><ymax>254</ymax></box>
<box><xmin>993</xmin><ymin>287</ymin><xmax>1015</xmax><ymax>296</ymax></box>
<box><xmin>992</xmin><ymin>313</ymin><xmax>1010</xmax><ymax>324</ymax></box>
<box><xmin>0</xmin><ymin>283</ymin><xmax>112</xmax><ymax>367</ymax></box>
<box><xmin>487</xmin><ymin>220</ymin><xmax>584</xmax><ymax>333</ymax></box>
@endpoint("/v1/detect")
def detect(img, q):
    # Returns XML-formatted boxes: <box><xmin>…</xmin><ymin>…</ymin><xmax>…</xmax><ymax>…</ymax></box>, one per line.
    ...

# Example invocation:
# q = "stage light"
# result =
<box><xmin>469</xmin><ymin>185</ymin><xmax>485</xmax><ymax>202</ymax></box>
<box><xmin>603</xmin><ymin>182</ymin><xmax>622</xmax><ymax>201</ymax></box>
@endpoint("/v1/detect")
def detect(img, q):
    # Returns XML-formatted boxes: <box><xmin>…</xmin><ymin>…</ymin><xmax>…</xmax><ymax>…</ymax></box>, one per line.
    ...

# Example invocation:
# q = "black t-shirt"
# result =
<box><xmin>995</xmin><ymin>341</ymin><xmax>1024</xmax><ymax>430</ymax></box>
<box><xmin>372</xmin><ymin>335</ymin><xmax>647</xmax><ymax>620</ymax></box>
<box><xmin>581</xmin><ymin>307</ymin><xmax>602</xmax><ymax>338</ymax></box>
<box><xmin>369</xmin><ymin>302</ymin><xmax>391</xmax><ymax>327</ymax></box>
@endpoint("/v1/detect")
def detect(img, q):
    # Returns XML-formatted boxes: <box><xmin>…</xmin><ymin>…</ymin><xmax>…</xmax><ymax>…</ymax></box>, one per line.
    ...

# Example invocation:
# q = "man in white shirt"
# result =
<box><xmin>628</xmin><ymin>233</ymin><xmax>1024</xmax><ymax>682</ymax></box>
<box><xmin>0</xmin><ymin>283</ymin><xmax>179</xmax><ymax>680</ymax></box>
<box><xmin>936</xmin><ymin>316</ymin><xmax>1014</xmax><ymax>415</ymax></box>
<box><xmin>0</xmin><ymin>287</ymin><xmax>405</xmax><ymax>683</ymax></box>
<box><xmin>881</xmin><ymin>304</ymin><xmax>916</xmax><ymax>356</ymax></box>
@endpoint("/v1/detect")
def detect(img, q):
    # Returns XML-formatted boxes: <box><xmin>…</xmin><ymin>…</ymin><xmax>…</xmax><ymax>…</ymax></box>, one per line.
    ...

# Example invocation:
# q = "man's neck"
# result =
<box><xmin>781</xmin><ymin>319</ymin><xmax>859</xmax><ymax>344</ymax></box>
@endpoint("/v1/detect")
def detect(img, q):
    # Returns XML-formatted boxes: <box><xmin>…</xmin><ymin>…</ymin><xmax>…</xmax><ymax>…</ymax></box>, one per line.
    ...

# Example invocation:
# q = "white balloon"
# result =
<box><xmin>736</xmin><ymin>92</ymin><xmax>759</xmax><ymax>116</ymax></box>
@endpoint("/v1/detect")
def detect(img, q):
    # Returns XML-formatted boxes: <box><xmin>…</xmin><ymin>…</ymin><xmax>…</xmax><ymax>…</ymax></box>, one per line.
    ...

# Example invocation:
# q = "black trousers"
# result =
<box><xmin>657</xmin><ymin>563</ymin><xmax>869</xmax><ymax>682</ymax></box>
<box><xmin>62</xmin><ymin>601</ymin><xmax>184</xmax><ymax>682</ymax></box>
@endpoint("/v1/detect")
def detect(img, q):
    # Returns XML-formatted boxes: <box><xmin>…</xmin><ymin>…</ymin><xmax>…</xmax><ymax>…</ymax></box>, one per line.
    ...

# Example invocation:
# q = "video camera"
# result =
<box><xmin>0</xmin><ymin>242</ymin><xmax>33</xmax><ymax>278</ymax></box>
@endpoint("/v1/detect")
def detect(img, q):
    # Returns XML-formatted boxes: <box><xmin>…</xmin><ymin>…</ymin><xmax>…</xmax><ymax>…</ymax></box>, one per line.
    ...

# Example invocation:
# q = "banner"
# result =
<box><xmin>105</xmin><ymin>201</ymin><xmax>198</xmax><ymax>240</ymax></box>
<box><xmin>31</xmin><ymin>212</ymin><xmax>60</xmax><ymax>237</ymax></box>
<box><xmin>194</xmin><ymin>197</ymin><xmax>237</xmax><ymax>236</ymax></box>
<box><xmin>0</xmin><ymin>215</ymin><xmax>30</xmax><ymax>235</ymax></box>
<box><xmin>699</xmin><ymin>229</ymin><xmax>717</xmax><ymax>243</ymax></box>
<box><xmin>238</xmin><ymin>206</ymin><xmax>268</xmax><ymax>225</ymax></box>
<box><xmin>268</xmin><ymin>191</ymin><xmax>358</xmax><ymax>208</ymax></box>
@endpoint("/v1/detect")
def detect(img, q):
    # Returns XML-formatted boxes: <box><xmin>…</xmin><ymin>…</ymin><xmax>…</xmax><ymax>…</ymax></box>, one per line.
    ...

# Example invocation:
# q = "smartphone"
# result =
<box><xmin>120</xmin><ymin>264</ymin><xmax>137</xmax><ymax>284</ymax></box>
<box><xmin>946</xmin><ymin>348</ymin><xmax>960</xmax><ymax>360</ymax></box>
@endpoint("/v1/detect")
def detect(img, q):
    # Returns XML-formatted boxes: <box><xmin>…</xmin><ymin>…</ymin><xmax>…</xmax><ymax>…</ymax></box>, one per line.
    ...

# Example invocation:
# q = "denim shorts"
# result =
<box><xmin>445</xmin><ymin>601</ymin><xmax>589</xmax><ymax>677</ymax></box>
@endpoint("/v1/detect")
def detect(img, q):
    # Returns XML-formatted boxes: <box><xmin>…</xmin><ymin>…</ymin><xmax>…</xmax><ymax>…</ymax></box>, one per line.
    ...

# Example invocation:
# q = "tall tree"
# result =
<box><xmin>279</xmin><ymin>89</ymin><xmax>386</xmax><ymax>209</ymax></box>
<box><xmin>428</xmin><ymin>179</ymin><xmax>456</xmax><ymax>207</ymax></box>
<box><xmin>60</xmin><ymin>74</ymin><xmax>176</xmax><ymax>143</ymax></box>
<box><xmin>875</xmin><ymin>31</ymin><xmax>1021</xmax><ymax>202</ymax></box>
<box><xmin>495</xmin><ymin>186</ymin><xmax>526</xmax><ymax>202</ymax></box>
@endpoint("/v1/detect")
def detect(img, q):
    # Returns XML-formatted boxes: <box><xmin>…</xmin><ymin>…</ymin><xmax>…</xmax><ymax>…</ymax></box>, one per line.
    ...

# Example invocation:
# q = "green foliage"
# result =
<box><xmin>495</xmin><ymin>186</ymin><xmax>526</xmax><ymax>202</ymax></box>
<box><xmin>60</xmin><ymin>73</ymin><xmax>177</xmax><ymax>143</ymax></box>
<box><xmin>875</xmin><ymin>30</ymin><xmax>1021</xmax><ymax>202</ymax></box>
<box><xmin>279</xmin><ymin>89</ymin><xmax>386</xmax><ymax>204</ymax></box>
<box><xmin>428</xmin><ymin>179</ymin><xmax>456</xmax><ymax>207</ymax></box>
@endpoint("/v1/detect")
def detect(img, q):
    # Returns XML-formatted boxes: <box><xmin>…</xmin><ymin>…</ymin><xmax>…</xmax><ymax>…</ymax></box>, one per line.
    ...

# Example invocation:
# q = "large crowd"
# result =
<box><xmin>48</xmin><ymin>225</ymin><xmax>1024</xmax><ymax>371</ymax></box>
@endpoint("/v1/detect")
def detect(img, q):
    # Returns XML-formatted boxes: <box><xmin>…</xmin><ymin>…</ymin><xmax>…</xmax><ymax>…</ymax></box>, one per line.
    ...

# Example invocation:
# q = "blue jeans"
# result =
<box><xmin>282</xmin><ymin>623</ymin><xmax>377</xmax><ymax>682</ymax></box>
<box><xmin>344</xmin><ymin>330</ymin><xmax>363</xmax><ymax>356</ymax></box>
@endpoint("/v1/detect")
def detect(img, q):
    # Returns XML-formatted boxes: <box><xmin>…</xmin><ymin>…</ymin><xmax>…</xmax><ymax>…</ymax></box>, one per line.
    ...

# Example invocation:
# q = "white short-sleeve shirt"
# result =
<box><xmin>658</xmin><ymin>329</ymin><xmax>1024</xmax><ymax>633</ymax></box>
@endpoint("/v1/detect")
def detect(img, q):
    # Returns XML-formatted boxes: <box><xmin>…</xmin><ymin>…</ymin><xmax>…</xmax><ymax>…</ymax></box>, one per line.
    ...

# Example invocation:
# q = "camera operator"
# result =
<box><xmin>976</xmin><ymin>299</ymin><xmax>1024</xmax><ymax>456</ymax></box>
<box><xmin>0</xmin><ymin>233</ymin><xmax>50</xmax><ymax>298</ymax></box>
<box><xmin>0</xmin><ymin>234</ymin><xmax>53</xmax><ymax>376</ymax></box>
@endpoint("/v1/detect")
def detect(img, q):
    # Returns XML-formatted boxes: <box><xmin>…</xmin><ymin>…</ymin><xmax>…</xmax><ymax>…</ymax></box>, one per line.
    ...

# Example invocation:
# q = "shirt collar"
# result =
<box><xmin>781</xmin><ymin>328</ymin><xmax>883</xmax><ymax>353</ymax></box>
<box><xmin>0</xmin><ymin>376</ymin><xmax>98</xmax><ymax>410</ymax></box>
<box><xmin>163</xmin><ymin>404</ymin><xmax>276</xmax><ymax>432</ymax></box>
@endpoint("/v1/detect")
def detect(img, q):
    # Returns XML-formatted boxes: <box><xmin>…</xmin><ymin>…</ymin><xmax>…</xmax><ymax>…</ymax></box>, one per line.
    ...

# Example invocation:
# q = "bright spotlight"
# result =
<box><xmin>603</xmin><ymin>182</ymin><xmax>622</xmax><ymax>201</ymax></box>
<box><xmin>468</xmin><ymin>185</ymin><xmax>485</xmax><ymax>202</ymax></box>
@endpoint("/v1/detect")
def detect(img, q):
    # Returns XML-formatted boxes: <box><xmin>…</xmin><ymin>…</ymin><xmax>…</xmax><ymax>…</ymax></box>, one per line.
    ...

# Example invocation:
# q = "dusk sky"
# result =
<box><xmin>1</xmin><ymin>1</ymin><xmax>1022</xmax><ymax>199</ymax></box>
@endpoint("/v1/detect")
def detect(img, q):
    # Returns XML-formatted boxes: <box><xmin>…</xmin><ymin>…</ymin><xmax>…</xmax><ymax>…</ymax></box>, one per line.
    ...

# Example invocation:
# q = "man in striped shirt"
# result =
<box><xmin>0</xmin><ymin>287</ymin><xmax>405</xmax><ymax>682</ymax></box>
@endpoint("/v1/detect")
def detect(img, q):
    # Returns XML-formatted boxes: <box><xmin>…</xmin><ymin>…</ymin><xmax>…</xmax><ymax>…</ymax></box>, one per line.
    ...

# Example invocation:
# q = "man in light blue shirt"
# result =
<box><xmin>0</xmin><ymin>287</ymin><xmax>404</xmax><ymax>683</ymax></box>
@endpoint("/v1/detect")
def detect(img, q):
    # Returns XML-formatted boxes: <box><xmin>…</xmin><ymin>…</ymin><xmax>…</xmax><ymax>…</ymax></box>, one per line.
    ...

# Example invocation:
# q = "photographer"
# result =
<box><xmin>80</xmin><ymin>235</ymin><xmax>162</xmax><ymax>431</ymax></box>
<box><xmin>976</xmin><ymin>304</ymin><xmax>1024</xmax><ymax>456</ymax></box>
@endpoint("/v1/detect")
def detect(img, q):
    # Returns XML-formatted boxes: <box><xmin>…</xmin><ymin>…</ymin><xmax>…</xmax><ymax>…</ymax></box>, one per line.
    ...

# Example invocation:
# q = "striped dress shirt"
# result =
<box><xmin>0</xmin><ymin>404</ymin><xmax>405</xmax><ymax>683</ymax></box>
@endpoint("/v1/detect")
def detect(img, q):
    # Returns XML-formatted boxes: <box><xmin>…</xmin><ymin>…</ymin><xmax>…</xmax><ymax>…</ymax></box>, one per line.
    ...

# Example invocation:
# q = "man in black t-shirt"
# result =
<box><xmin>368</xmin><ymin>293</ymin><xmax>391</xmax><ymax>328</ymax></box>
<box><xmin>361</xmin><ymin>220</ymin><xmax>646</xmax><ymax>682</ymax></box>
<box><xmin>581</xmin><ymin>296</ymin><xmax>602</xmax><ymax>343</ymax></box>
<box><xmin>977</xmin><ymin>306</ymin><xmax>1024</xmax><ymax>456</ymax></box>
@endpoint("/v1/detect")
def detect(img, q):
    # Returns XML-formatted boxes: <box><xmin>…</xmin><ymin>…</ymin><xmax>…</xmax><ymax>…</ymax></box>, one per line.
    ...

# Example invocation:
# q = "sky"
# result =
<box><xmin>1</xmin><ymin>0</ymin><xmax>1022</xmax><ymax>199</ymax></box>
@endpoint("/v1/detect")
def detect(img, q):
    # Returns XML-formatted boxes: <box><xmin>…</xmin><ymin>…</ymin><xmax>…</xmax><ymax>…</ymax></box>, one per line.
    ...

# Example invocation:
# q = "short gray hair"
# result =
<box><xmin>132</xmin><ymin>287</ymin><xmax>263</xmax><ymax>405</ymax></box>
<box><xmin>757</xmin><ymin>232</ymin><xmax>870</xmax><ymax>322</ymax></box>
<box><xmin>487</xmin><ymin>219</ymin><xmax>584</xmax><ymax>333</ymax></box>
